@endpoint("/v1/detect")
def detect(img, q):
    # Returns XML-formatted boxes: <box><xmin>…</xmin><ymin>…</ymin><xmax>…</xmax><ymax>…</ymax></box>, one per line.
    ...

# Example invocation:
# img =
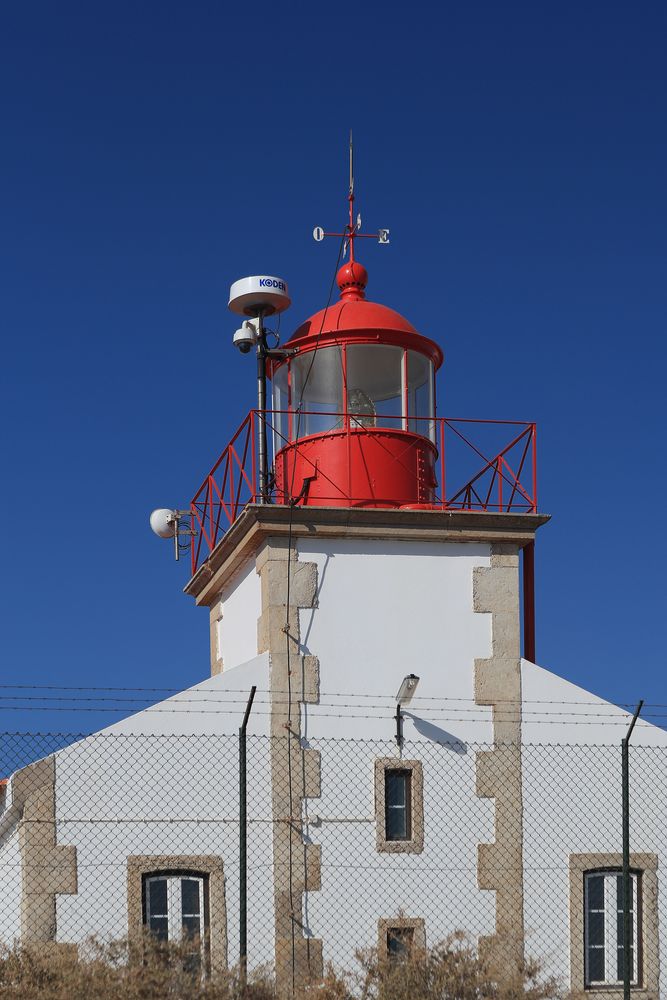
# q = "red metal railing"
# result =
<box><xmin>190</xmin><ymin>411</ymin><xmax>537</xmax><ymax>574</ymax></box>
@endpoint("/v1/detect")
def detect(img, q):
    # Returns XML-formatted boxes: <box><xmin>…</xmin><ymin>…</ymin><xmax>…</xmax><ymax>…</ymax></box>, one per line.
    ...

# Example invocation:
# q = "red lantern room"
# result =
<box><xmin>188</xmin><ymin>148</ymin><xmax>538</xmax><ymax>587</ymax></box>
<box><xmin>270</xmin><ymin>258</ymin><xmax>443</xmax><ymax>509</ymax></box>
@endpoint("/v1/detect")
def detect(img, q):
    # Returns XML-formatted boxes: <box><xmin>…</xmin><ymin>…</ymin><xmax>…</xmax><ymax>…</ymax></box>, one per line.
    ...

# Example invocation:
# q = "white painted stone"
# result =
<box><xmin>20</xmin><ymin>656</ymin><xmax>272</xmax><ymax>962</ymax></box>
<box><xmin>216</xmin><ymin>558</ymin><xmax>262</xmax><ymax>672</ymax></box>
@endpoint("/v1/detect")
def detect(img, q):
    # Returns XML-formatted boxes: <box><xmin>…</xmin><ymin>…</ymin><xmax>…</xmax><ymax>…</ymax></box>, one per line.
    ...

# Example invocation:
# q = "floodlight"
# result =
<box><xmin>396</xmin><ymin>674</ymin><xmax>420</xmax><ymax>704</ymax></box>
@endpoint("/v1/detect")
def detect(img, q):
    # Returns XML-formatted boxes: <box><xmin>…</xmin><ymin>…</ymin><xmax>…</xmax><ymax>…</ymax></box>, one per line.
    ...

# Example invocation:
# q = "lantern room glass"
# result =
<box><xmin>272</xmin><ymin>362</ymin><xmax>289</xmax><ymax>447</ymax></box>
<box><xmin>346</xmin><ymin>344</ymin><xmax>404</xmax><ymax>431</ymax></box>
<box><xmin>290</xmin><ymin>347</ymin><xmax>344</xmax><ymax>439</ymax></box>
<box><xmin>271</xmin><ymin>343</ymin><xmax>436</xmax><ymax>447</ymax></box>
<box><xmin>407</xmin><ymin>350</ymin><xmax>434</xmax><ymax>439</ymax></box>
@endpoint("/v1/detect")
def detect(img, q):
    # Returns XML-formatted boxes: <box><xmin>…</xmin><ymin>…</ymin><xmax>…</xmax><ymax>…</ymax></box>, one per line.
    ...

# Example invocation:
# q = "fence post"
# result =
<box><xmin>622</xmin><ymin>700</ymin><xmax>643</xmax><ymax>1000</ymax></box>
<box><xmin>239</xmin><ymin>686</ymin><xmax>257</xmax><ymax>986</ymax></box>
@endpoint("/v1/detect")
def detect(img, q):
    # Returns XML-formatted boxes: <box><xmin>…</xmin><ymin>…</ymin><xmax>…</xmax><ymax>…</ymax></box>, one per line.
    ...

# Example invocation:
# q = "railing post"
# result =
<box><xmin>532</xmin><ymin>423</ymin><xmax>537</xmax><ymax>512</ymax></box>
<box><xmin>229</xmin><ymin>445</ymin><xmax>236</xmax><ymax>522</ymax></box>
<box><xmin>190</xmin><ymin>507</ymin><xmax>196</xmax><ymax>576</ymax></box>
<box><xmin>250</xmin><ymin>411</ymin><xmax>257</xmax><ymax>503</ymax></box>
<box><xmin>208</xmin><ymin>477</ymin><xmax>214</xmax><ymax>551</ymax></box>
<box><xmin>440</xmin><ymin>419</ymin><xmax>446</xmax><ymax>507</ymax></box>
<box><xmin>497</xmin><ymin>456</ymin><xmax>503</xmax><ymax>512</ymax></box>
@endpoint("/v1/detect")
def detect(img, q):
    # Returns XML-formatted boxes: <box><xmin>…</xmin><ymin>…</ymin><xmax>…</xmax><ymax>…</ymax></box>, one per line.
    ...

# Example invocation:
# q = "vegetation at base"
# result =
<box><xmin>0</xmin><ymin>931</ymin><xmax>562</xmax><ymax>999</ymax></box>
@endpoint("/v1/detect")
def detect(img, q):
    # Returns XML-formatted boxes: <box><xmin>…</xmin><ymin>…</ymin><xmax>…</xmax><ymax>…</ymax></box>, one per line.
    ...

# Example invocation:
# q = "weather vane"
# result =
<box><xmin>313</xmin><ymin>132</ymin><xmax>389</xmax><ymax>261</ymax></box>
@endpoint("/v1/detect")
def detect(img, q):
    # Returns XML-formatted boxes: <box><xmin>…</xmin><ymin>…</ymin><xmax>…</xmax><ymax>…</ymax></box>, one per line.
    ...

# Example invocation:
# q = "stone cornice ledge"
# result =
<box><xmin>184</xmin><ymin>505</ymin><xmax>550</xmax><ymax>606</ymax></box>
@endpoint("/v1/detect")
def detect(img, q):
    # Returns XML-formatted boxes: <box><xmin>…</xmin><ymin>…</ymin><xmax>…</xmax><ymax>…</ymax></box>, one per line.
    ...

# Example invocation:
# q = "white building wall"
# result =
<box><xmin>9</xmin><ymin>533</ymin><xmax>667</xmax><ymax>988</ymax></box>
<box><xmin>521</xmin><ymin>659</ymin><xmax>667</xmax><ymax>991</ymax></box>
<box><xmin>298</xmin><ymin>537</ymin><xmax>494</xmax><ymax>744</ymax></box>
<box><xmin>216</xmin><ymin>557</ymin><xmax>261</xmax><ymax>671</ymax></box>
<box><xmin>51</xmin><ymin>654</ymin><xmax>274</xmax><ymax>967</ymax></box>
<box><xmin>297</xmin><ymin>537</ymin><xmax>498</xmax><ymax>961</ymax></box>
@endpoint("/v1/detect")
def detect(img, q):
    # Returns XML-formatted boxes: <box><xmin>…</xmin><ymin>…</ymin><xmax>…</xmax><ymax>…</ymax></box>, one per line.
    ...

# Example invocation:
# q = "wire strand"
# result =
<box><xmin>0</xmin><ymin>683</ymin><xmax>655</xmax><ymax>708</ymax></box>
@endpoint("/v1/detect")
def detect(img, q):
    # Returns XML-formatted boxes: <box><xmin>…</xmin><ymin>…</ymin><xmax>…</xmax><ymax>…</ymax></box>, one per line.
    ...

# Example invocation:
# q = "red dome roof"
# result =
<box><xmin>290</xmin><ymin>297</ymin><xmax>418</xmax><ymax>339</ymax></box>
<box><xmin>285</xmin><ymin>262</ymin><xmax>444</xmax><ymax>368</ymax></box>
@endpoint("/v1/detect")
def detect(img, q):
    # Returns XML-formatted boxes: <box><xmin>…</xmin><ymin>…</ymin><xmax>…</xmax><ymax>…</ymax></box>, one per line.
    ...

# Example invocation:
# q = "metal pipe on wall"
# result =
<box><xmin>523</xmin><ymin>540</ymin><xmax>535</xmax><ymax>662</ymax></box>
<box><xmin>239</xmin><ymin>685</ymin><xmax>257</xmax><ymax>984</ymax></box>
<box><xmin>256</xmin><ymin>310</ymin><xmax>269</xmax><ymax>503</ymax></box>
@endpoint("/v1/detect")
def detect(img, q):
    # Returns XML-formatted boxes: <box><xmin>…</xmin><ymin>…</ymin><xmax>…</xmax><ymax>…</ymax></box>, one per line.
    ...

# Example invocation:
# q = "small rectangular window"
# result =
<box><xmin>375</xmin><ymin>759</ymin><xmax>423</xmax><ymax>854</ymax></box>
<box><xmin>384</xmin><ymin>769</ymin><xmax>411</xmax><ymax>841</ymax></box>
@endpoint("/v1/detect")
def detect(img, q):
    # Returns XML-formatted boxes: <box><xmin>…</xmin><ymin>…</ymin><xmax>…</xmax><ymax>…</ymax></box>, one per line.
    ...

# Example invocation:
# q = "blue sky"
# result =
<box><xmin>1</xmin><ymin>2</ymin><xmax>666</xmax><ymax>734</ymax></box>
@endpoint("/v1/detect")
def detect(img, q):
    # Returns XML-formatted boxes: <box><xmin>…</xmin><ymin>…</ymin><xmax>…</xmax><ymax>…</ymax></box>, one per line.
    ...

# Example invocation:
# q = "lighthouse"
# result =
<box><xmin>5</xmin><ymin>157</ymin><xmax>667</xmax><ymax>1000</ymax></box>
<box><xmin>184</xmin><ymin>166</ymin><xmax>548</xmax><ymax>988</ymax></box>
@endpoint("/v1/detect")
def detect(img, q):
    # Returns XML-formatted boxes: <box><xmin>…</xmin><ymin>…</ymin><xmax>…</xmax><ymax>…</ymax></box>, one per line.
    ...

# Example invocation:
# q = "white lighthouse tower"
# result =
<box><xmin>184</xmin><ymin>169</ymin><xmax>547</xmax><ymax>987</ymax></box>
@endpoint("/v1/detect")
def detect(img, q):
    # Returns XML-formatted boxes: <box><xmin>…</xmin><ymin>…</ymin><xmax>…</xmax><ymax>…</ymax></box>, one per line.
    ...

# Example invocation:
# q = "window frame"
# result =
<box><xmin>143</xmin><ymin>870</ymin><xmax>209</xmax><ymax>947</ymax></box>
<box><xmin>583</xmin><ymin>868</ymin><xmax>640</xmax><ymax>989</ymax></box>
<box><xmin>378</xmin><ymin>917</ymin><xmax>426</xmax><ymax>961</ymax></box>
<box><xmin>127</xmin><ymin>855</ymin><xmax>227</xmax><ymax>974</ymax></box>
<box><xmin>374</xmin><ymin>759</ymin><xmax>424</xmax><ymax>854</ymax></box>
<box><xmin>568</xmin><ymin>853</ymin><xmax>658</xmax><ymax>1000</ymax></box>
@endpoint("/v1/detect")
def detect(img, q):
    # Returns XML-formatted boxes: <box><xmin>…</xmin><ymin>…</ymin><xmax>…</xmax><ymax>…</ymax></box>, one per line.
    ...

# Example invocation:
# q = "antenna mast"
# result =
<box><xmin>348</xmin><ymin>130</ymin><xmax>356</xmax><ymax>262</ymax></box>
<box><xmin>313</xmin><ymin>134</ymin><xmax>390</xmax><ymax>256</ymax></box>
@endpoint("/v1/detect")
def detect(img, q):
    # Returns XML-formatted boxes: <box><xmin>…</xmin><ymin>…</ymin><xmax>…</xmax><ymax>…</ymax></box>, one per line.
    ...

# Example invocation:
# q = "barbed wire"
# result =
<box><xmin>0</xmin><ymin>694</ymin><xmax>653</xmax><ymax>716</ymax></box>
<box><xmin>0</xmin><ymin>704</ymin><xmax>662</xmax><ymax>725</ymax></box>
<box><xmin>0</xmin><ymin>683</ymin><xmax>657</xmax><ymax>708</ymax></box>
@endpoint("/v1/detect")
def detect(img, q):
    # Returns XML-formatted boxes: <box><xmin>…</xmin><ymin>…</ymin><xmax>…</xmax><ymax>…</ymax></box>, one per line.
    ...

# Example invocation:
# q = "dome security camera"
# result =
<box><xmin>233</xmin><ymin>321</ymin><xmax>259</xmax><ymax>354</ymax></box>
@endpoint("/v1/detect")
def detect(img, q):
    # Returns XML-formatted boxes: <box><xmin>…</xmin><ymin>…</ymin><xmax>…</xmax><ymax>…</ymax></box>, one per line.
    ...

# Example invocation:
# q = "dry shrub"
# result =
<box><xmin>301</xmin><ymin>932</ymin><xmax>563</xmax><ymax>1000</ymax></box>
<box><xmin>0</xmin><ymin>935</ymin><xmax>273</xmax><ymax>1000</ymax></box>
<box><xmin>0</xmin><ymin>932</ymin><xmax>562</xmax><ymax>1000</ymax></box>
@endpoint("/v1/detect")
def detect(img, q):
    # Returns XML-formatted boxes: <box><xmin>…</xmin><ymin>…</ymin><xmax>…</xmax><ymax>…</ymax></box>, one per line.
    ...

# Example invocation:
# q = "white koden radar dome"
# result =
<box><xmin>228</xmin><ymin>275</ymin><xmax>291</xmax><ymax>317</ymax></box>
<box><xmin>149</xmin><ymin>508</ymin><xmax>176</xmax><ymax>539</ymax></box>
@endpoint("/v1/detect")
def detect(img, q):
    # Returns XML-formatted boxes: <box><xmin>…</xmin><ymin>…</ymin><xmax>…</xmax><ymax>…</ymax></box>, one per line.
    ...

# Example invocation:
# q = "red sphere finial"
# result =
<box><xmin>337</xmin><ymin>260</ymin><xmax>368</xmax><ymax>301</ymax></box>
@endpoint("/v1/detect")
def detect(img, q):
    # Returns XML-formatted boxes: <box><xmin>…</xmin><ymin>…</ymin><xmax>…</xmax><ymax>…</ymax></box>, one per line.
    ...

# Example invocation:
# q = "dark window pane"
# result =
<box><xmin>586</xmin><ymin>947</ymin><xmax>605</xmax><ymax>983</ymax></box>
<box><xmin>148</xmin><ymin>878</ymin><xmax>168</xmax><ymax>917</ymax></box>
<box><xmin>386</xmin><ymin>806</ymin><xmax>407</xmax><ymax>840</ymax></box>
<box><xmin>386</xmin><ymin>771</ymin><xmax>408</xmax><ymax>808</ymax></box>
<box><xmin>387</xmin><ymin>928</ymin><xmax>413</xmax><ymax>960</ymax></box>
<box><xmin>616</xmin><ymin>874</ymin><xmax>635</xmax><ymax>911</ymax></box>
<box><xmin>149</xmin><ymin>915</ymin><xmax>169</xmax><ymax>941</ymax></box>
<box><xmin>586</xmin><ymin>875</ymin><xmax>604</xmax><ymax>910</ymax></box>
<box><xmin>587</xmin><ymin>910</ymin><xmax>604</xmax><ymax>946</ymax></box>
<box><xmin>181</xmin><ymin>879</ymin><xmax>200</xmax><ymax>916</ymax></box>
<box><xmin>182</xmin><ymin>915</ymin><xmax>201</xmax><ymax>940</ymax></box>
<box><xmin>617</xmin><ymin>911</ymin><xmax>633</xmax><ymax>946</ymax></box>
<box><xmin>385</xmin><ymin>770</ymin><xmax>411</xmax><ymax>841</ymax></box>
<box><xmin>617</xmin><ymin>946</ymin><xmax>633</xmax><ymax>982</ymax></box>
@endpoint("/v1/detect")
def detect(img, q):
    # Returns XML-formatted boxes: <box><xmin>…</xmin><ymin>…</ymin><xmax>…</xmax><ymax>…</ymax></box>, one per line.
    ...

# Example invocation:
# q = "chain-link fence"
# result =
<box><xmin>0</xmin><ymin>732</ymin><xmax>665</xmax><ymax>995</ymax></box>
